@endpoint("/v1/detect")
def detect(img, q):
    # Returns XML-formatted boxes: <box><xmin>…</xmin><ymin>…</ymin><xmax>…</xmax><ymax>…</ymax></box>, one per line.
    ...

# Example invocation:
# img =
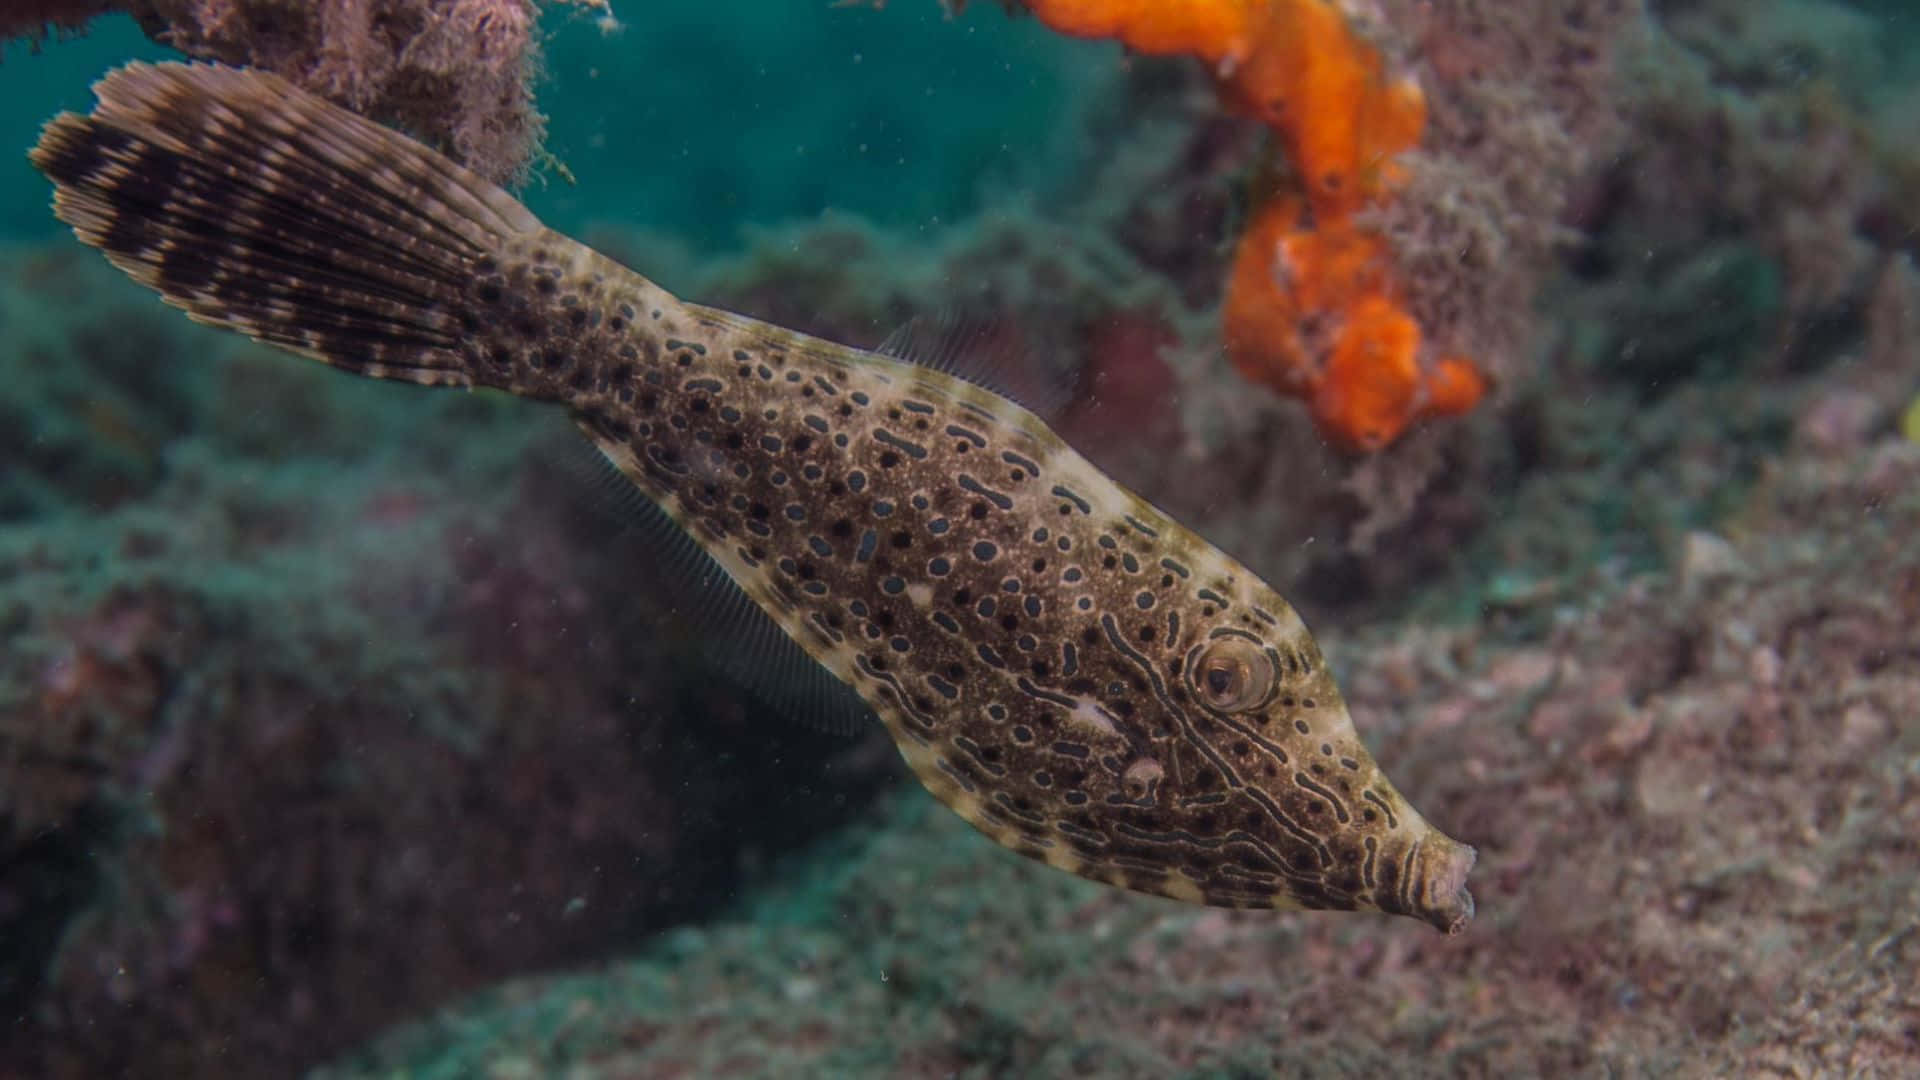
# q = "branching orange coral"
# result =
<box><xmin>1029</xmin><ymin>0</ymin><xmax>1486</xmax><ymax>450</ymax></box>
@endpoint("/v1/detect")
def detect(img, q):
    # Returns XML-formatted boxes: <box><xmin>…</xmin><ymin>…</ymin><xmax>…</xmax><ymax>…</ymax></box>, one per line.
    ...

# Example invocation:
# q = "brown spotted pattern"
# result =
<box><xmin>32</xmin><ymin>62</ymin><xmax>1475</xmax><ymax>933</ymax></box>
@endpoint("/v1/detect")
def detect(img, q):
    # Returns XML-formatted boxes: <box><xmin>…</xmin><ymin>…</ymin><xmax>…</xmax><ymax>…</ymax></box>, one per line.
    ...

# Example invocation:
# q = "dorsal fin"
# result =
<box><xmin>552</xmin><ymin>430</ymin><xmax>876</xmax><ymax>737</ymax></box>
<box><xmin>876</xmin><ymin>308</ymin><xmax>1076</xmax><ymax>423</ymax></box>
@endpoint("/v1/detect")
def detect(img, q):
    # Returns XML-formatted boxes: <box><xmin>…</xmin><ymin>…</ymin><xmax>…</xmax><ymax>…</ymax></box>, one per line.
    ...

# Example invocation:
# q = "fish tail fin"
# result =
<box><xmin>30</xmin><ymin>61</ymin><xmax>542</xmax><ymax>392</ymax></box>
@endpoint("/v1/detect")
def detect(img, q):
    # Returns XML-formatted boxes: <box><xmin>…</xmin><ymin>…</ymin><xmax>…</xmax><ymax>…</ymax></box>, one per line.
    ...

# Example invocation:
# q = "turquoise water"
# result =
<box><xmin>1</xmin><ymin>6</ymin><xmax>1098</xmax><ymax>247</ymax></box>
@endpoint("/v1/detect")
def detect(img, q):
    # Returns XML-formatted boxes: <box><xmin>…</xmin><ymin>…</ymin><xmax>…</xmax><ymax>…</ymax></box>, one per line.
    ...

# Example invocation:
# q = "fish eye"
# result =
<box><xmin>1191</xmin><ymin>637</ymin><xmax>1275</xmax><ymax>713</ymax></box>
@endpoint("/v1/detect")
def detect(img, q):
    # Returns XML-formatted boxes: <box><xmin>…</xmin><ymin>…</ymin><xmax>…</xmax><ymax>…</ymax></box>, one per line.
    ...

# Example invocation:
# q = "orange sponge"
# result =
<box><xmin>1226</xmin><ymin>0</ymin><xmax>1425</xmax><ymax>215</ymax></box>
<box><xmin>1310</xmin><ymin>296</ymin><xmax>1486</xmax><ymax>451</ymax></box>
<box><xmin>1225</xmin><ymin>197</ymin><xmax>1485</xmax><ymax>450</ymax></box>
<box><xmin>1025</xmin><ymin>0</ymin><xmax>1259</xmax><ymax>61</ymax></box>
<box><xmin>1030</xmin><ymin>0</ymin><xmax>1484</xmax><ymax>450</ymax></box>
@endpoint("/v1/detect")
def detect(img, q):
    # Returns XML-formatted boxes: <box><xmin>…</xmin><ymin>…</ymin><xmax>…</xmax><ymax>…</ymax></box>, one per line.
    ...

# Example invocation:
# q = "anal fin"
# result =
<box><xmin>554</xmin><ymin>429</ymin><xmax>876</xmax><ymax>738</ymax></box>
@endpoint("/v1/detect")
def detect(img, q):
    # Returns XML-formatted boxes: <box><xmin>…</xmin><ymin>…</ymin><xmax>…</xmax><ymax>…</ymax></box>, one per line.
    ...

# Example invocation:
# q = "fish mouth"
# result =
<box><xmin>1412</xmin><ymin>833</ymin><xmax>1477</xmax><ymax>935</ymax></box>
<box><xmin>1376</xmin><ymin>832</ymin><xmax>1477</xmax><ymax>934</ymax></box>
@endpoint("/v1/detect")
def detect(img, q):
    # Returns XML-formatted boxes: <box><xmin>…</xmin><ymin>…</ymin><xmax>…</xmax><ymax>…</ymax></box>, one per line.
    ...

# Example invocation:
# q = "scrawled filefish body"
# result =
<box><xmin>33</xmin><ymin>62</ymin><xmax>1476</xmax><ymax>933</ymax></box>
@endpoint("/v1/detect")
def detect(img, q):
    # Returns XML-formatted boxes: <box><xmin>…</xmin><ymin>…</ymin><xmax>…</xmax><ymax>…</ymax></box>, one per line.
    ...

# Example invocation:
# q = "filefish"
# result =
<box><xmin>31</xmin><ymin>62</ymin><xmax>1475</xmax><ymax>933</ymax></box>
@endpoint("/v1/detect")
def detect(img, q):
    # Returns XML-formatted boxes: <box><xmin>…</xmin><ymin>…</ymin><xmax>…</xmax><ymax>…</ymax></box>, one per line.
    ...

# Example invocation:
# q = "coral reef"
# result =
<box><xmin>1367</xmin><ymin>0</ymin><xmax>1639</xmax><ymax>395</ymax></box>
<box><xmin>1598</xmin><ymin>0</ymin><xmax>1911</xmax><ymax>360</ymax></box>
<box><xmin>0</xmin><ymin>248</ymin><xmax>203</xmax><ymax>520</ymax></box>
<box><xmin>4</xmin><ymin>0</ymin><xmax>1919</xmax><ymax>1074</ymax></box>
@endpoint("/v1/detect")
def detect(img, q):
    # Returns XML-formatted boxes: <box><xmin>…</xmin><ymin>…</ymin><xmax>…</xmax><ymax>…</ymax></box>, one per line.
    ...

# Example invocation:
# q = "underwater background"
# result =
<box><xmin>1</xmin><ymin>1</ymin><xmax>1917</xmax><ymax>1076</ymax></box>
